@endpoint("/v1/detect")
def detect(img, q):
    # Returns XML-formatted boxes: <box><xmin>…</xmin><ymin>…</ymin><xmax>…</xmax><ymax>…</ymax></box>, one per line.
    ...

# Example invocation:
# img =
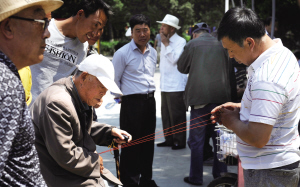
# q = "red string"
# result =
<box><xmin>98</xmin><ymin>112</ymin><xmax>214</xmax><ymax>155</ymax></box>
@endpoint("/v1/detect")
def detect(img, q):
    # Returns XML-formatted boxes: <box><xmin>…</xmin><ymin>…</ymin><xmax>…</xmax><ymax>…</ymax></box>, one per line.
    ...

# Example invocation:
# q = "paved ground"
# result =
<box><xmin>95</xmin><ymin>67</ymin><xmax>237</xmax><ymax>187</ymax></box>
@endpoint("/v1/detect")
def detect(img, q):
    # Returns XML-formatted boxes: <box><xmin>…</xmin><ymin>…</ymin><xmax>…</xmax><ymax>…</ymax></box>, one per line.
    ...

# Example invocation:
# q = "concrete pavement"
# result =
<box><xmin>95</xmin><ymin>67</ymin><xmax>237</xmax><ymax>187</ymax></box>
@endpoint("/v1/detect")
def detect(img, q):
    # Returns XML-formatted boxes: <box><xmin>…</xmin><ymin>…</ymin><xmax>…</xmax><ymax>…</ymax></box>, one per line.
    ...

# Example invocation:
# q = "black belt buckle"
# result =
<box><xmin>146</xmin><ymin>92</ymin><xmax>154</xmax><ymax>99</ymax></box>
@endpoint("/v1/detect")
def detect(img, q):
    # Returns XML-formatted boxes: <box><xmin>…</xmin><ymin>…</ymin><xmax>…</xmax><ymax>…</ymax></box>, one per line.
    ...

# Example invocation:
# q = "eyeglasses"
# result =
<box><xmin>9</xmin><ymin>16</ymin><xmax>50</xmax><ymax>31</ymax></box>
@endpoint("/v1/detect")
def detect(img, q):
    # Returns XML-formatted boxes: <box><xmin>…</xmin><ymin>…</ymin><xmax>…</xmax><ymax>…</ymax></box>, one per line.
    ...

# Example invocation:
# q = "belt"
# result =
<box><xmin>123</xmin><ymin>92</ymin><xmax>155</xmax><ymax>100</ymax></box>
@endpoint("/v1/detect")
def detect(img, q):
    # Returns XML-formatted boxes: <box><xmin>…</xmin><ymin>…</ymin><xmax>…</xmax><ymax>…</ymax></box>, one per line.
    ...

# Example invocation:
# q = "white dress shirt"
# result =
<box><xmin>112</xmin><ymin>39</ymin><xmax>157</xmax><ymax>96</ymax></box>
<box><xmin>160</xmin><ymin>33</ymin><xmax>187</xmax><ymax>92</ymax></box>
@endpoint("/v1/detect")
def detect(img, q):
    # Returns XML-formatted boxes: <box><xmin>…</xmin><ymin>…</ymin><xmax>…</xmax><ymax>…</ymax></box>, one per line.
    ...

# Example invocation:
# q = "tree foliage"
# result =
<box><xmin>52</xmin><ymin>0</ymin><xmax>300</xmax><ymax>50</ymax></box>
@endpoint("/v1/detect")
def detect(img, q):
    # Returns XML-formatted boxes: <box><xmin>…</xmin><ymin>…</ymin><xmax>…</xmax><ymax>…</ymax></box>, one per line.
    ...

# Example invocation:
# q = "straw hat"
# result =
<box><xmin>0</xmin><ymin>0</ymin><xmax>63</xmax><ymax>22</ymax></box>
<box><xmin>156</xmin><ymin>14</ymin><xmax>181</xmax><ymax>29</ymax></box>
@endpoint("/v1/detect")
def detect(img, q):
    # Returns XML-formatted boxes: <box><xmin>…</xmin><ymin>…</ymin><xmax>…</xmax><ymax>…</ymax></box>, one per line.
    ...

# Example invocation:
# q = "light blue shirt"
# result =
<box><xmin>112</xmin><ymin>39</ymin><xmax>157</xmax><ymax>96</ymax></box>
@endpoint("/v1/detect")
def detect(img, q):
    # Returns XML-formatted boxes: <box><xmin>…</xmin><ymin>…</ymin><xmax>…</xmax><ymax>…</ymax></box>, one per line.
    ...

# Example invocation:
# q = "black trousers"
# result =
<box><xmin>161</xmin><ymin>91</ymin><xmax>187</xmax><ymax>146</ymax></box>
<box><xmin>119</xmin><ymin>94</ymin><xmax>156</xmax><ymax>187</ymax></box>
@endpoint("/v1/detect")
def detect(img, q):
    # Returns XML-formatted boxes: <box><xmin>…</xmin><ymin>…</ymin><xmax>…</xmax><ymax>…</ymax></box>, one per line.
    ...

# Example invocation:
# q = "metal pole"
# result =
<box><xmin>231</xmin><ymin>0</ymin><xmax>235</xmax><ymax>7</ymax></box>
<box><xmin>225</xmin><ymin>0</ymin><xmax>229</xmax><ymax>12</ymax></box>
<box><xmin>252</xmin><ymin>0</ymin><xmax>255</xmax><ymax>11</ymax></box>
<box><xmin>271</xmin><ymin>0</ymin><xmax>275</xmax><ymax>38</ymax></box>
<box><xmin>240</xmin><ymin>0</ymin><xmax>243</xmax><ymax>8</ymax></box>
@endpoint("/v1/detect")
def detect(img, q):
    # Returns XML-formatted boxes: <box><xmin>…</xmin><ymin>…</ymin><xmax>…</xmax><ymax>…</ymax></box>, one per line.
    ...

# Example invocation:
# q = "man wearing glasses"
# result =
<box><xmin>0</xmin><ymin>0</ymin><xmax>63</xmax><ymax>186</ymax></box>
<box><xmin>30</xmin><ymin>0</ymin><xmax>112</xmax><ymax>105</ymax></box>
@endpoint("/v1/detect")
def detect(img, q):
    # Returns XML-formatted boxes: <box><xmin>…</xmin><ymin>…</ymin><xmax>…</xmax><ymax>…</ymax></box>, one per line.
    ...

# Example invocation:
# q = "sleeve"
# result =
<box><xmin>90</xmin><ymin>122</ymin><xmax>114</xmax><ymax>146</ymax></box>
<box><xmin>112</xmin><ymin>50</ymin><xmax>126</xmax><ymax>97</ymax></box>
<box><xmin>249</xmin><ymin>81</ymin><xmax>287</xmax><ymax>125</ymax></box>
<box><xmin>0</xmin><ymin>91</ymin><xmax>22</xmax><ymax>177</ymax></box>
<box><xmin>163</xmin><ymin>38</ymin><xmax>186</xmax><ymax>65</ymax></box>
<box><xmin>40</xmin><ymin>101</ymin><xmax>100</xmax><ymax>178</ymax></box>
<box><xmin>177</xmin><ymin>44</ymin><xmax>192</xmax><ymax>74</ymax></box>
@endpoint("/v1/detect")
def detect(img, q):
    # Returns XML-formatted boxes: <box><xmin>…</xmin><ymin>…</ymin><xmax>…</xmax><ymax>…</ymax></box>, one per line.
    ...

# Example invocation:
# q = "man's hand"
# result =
<box><xmin>211</xmin><ymin>102</ymin><xmax>241</xmax><ymax>124</ymax></box>
<box><xmin>111</xmin><ymin>128</ymin><xmax>132</xmax><ymax>144</ymax></box>
<box><xmin>219</xmin><ymin>107</ymin><xmax>241</xmax><ymax>130</ymax></box>
<box><xmin>99</xmin><ymin>155</ymin><xmax>104</xmax><ymax>174</ymax></box>
<box><xmin>160</xmin><ymin>33</ymin><xmax>170</xmax><ymax>47</ymax></box>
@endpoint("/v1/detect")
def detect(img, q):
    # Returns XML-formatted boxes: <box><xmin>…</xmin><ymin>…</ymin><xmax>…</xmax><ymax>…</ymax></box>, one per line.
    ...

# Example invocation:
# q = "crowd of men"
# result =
<box><xmin>1</xmin><ymin>0</ymin><xmax>300</xmax><ymax>187</ymax></box>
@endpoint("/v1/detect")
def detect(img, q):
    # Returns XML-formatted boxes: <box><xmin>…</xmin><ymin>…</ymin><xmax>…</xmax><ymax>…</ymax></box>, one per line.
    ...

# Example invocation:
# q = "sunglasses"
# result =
<box><xmin>9</xmin><ymin>16</ymin><xmax>50</xmax><ymax>31</ymax></box>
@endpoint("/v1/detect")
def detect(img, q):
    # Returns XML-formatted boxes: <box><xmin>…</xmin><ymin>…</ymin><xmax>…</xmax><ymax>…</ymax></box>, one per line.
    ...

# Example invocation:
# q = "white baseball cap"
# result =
<box><xmin>78</xmin><ymin>54</ymin><xmax>123</xmax><ymax>95</ymax></box>
<box><xmin>0</xmin><ymin>0</ymin><xmax>63</xmax><ymax>22</ymax></box>
<box><xmin>156</xmin><ymin>14</ymin><xmax>181</xmax><ymax>29</ymax></box>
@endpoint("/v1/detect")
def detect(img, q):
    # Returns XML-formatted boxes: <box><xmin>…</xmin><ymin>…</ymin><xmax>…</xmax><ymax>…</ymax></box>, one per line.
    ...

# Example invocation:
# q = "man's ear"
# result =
<box><xmin>80</xmin><ymin>71</ymin><xmax>89</xmax><ymax>82</ymax></box>
<box><xmin>0</xmin><ymin>18</ymin><xmax>14</xmax><ymax>39</ymax></box>
<box><xmin>245</xmin><ymin>37</ymin><xmax>255</xmax><ymax>51</ymax></box>
<box><xmin>76</xmin><ymin>9</ymin><xmax>85</xmax><ymax>20</ymax></box>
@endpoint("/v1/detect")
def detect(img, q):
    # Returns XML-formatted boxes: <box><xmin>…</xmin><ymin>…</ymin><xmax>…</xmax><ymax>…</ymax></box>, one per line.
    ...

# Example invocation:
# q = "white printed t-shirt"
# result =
<box><xmin>238</xmin><ymin>39</ymin><xmax>300</xmax><ymax>169</ymax></box>
<box><xmin>30</xmin><ymin>19</ymin><xmax>88</xmax><ymax>103</ymax></box>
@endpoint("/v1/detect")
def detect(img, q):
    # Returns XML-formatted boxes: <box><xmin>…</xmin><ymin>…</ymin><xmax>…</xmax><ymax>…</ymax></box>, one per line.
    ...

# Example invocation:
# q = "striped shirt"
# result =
<box><xmin>238</xmin><ymin>39</ymin><xmax>300</xmax><ymax>169</ymax></box>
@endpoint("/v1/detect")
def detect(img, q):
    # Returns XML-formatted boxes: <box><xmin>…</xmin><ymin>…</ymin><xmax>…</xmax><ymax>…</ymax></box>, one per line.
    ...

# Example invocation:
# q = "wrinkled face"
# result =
<box><xmin>132</xmin><ymin>23</ymin><xmax>150</xmax><ymax>48</ymax></box>
<box><xmin>76</xmin><ymin>9</ymin><xmax>107</xmax><ymax>44</ymax></box>
<box><xmin>160</xmin><ymin>23</ymin><xmax>173</xmax><ymax>36</ymax></box>
<box><xmin>221</xmin><ymin>37</ymin><xmax>252</xmax><ymax>66</ymax></box>
<box><xmin>81</xmin><ymin>74</ymin><xmax>108</xmax><ymax>107</ymax></box>
<box><xmin>10</xmin><ymin>6</ymin><xmax>50</xmax><ymax>69</ymax></box>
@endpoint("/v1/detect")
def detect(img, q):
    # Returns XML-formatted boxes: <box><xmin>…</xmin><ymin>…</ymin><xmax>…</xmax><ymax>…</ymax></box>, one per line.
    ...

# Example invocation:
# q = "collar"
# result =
<box><xmin>248</xmin><ymin>39</ymin><xmax>283</xmax><ymax>75</ymax></box>
<box><xmin>169</xmin><ymin>32</ymin><xmax>179</xmax><ymax>43</ymax></box>
<box><xmin>0</xmin><ymin>51</ymin><xmax>20</xmax><ymax>79</ymax></box>
<box><xmin>130</xmin><ymin>39</ymin><xmax>150</xmax><ymax>53</ymax></box>
<box><xmin>68</xmin><ymin>76</ymin><xmax>90</xmax><ymax>111</ymax></box>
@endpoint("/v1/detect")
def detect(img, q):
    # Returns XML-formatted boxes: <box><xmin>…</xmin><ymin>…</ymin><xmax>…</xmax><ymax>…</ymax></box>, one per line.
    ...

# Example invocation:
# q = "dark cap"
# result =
<box><xmin>193</xmin><ymin>22</ymin><xmax>210</xmax><ymax>33</ymax></box>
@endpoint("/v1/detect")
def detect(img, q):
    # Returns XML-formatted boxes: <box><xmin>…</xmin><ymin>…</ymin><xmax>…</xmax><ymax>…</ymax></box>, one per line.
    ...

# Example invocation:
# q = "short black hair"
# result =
<box><xmin>129</xmin><ymin>14</ymin><xmax>151</xmax><ymax>30</ymax></box>
<box><xmin>217</xmin><ymin>7</ymin><xmax>265</xmax><ymax>46</ymax></box>
<box><xmin>72</xmin><ymin>0</ymin><xmax>112</xmax><ymax>19</ymax></box>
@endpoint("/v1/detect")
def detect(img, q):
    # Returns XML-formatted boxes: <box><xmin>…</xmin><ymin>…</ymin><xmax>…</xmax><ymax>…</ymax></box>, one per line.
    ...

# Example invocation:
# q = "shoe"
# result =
<box><xmin>171</xmin><ymin>144</ymin><xmax>186</xmax><ymax>150</ymax></box>
<box><xmin>183</xmin><ymin>177</ymin><xmax>202</xmax><ymax>186</ymax></box>
<box><xmin>157</xmin><ymin>141</ymin><xmax>172</xmax><ymax>147</ymax></box>
<box><xmin>203</xmin><ymin>157</ymin><xmax>214</xmax><ymax>166</ymax></box>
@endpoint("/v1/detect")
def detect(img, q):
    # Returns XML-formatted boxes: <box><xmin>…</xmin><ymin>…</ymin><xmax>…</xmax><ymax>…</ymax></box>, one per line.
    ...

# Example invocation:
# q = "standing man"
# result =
<box><xmin>31</xmin><ymin>54</ymin><xmax>131</xmax><ymax>187</ymax></box>
<box><xmin>112</xmin><ymin>14</ymin><xmax>158</xmax><ymax>187</ymax></box>
<box><xmin>177</xmin><ymin>22</ymin><xmax>230</xmax><ymax>185</ymax></box>
<box><xmin>30</xmin><ymin>0</ymin><xmax>111</xmax><ymax>103</ymax></box>
<box><xmin>211</xmin><ymin>7</ymin><xmax>300</xmax><ymax>186</ymax></box>
<box><xmin>0</xmin><ymin>0</ymin><xmax>63</xmax><ymax>186</ymax></box>
<box><xmin>156</xmin><ymin>14</ymin><xmax>187</xmax><ymax>150</ymax></box>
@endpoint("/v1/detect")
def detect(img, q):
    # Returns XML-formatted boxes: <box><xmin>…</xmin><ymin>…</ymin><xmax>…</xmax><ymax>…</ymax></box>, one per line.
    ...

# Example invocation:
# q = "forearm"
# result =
<box><xmin>226</xmin><ymin>119</ymin><xmax>272</xmax><ymax>148</ymax></box>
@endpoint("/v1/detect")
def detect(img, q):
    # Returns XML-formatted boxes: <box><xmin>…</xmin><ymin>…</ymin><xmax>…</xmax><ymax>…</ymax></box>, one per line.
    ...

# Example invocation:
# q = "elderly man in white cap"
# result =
<box><xmin>0</xmin><ymin>0</ymin><xmax>63</xmax><ymax>186</ymax></box>
<box><xmin>156</xmin><ymin>14</ymin><xmax>187</xmax><ymax>150</ymax></box>
<box><xmin>30</xmin><ymin>54</ymin><xmax>132</xmax><ymax>187</ymax></box>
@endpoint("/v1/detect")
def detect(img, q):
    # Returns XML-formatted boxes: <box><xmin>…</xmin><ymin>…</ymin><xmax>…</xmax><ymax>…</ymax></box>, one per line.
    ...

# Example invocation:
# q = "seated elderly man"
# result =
<box><xmin>30</xmin><ymin>54</ymin><xmax>131</xmax><ymax>187</ymax></box>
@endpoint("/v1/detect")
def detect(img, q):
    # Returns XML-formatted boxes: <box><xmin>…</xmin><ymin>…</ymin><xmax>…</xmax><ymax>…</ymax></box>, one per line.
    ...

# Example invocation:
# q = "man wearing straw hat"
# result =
<box><xmin>31</xmin><ymin>54</ymin><xmax>132</xmax><ymax>187</ymax></box>
<box><xmin>156</xmin><ymin>14</ymin><xmax>187</xmax><ymax>150</ymax></box>
<box><xmin>0</xmin><ymin>0</ymin><xmax>63</xmax><ymax>186</ymax></box>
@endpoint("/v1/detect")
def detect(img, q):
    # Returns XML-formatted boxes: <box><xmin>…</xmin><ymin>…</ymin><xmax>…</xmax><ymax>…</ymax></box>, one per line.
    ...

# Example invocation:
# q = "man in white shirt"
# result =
<box><xmin>211</xmin><ymin>7</ymin><xmax>300</xmax><ymax>186</ymax></box>
<box><xmin>156</xmin><ymin>14</ymin><xmax>187</xmax><ymax>150</ymax></box>
<box><xmin>30</xmin><ymin>0</ymin><xmax>111</xmax><ymax>104</ymax></box>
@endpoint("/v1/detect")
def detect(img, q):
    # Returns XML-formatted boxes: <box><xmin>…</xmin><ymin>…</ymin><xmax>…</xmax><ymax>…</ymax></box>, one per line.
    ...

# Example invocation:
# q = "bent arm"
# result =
<box><xmin>41</xmin><ymin>101</ymin><xmax>100</xmax><ymax>178</ymax></box>
<box><xmin>163</xmin><ymin>39</ymin><xmax>186</xmax><ymax>65</ymax></box>
<box><xmin>221</xmin><ymin>108</ymin><xmax>273</xmax><ymax>148</ymax></box>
